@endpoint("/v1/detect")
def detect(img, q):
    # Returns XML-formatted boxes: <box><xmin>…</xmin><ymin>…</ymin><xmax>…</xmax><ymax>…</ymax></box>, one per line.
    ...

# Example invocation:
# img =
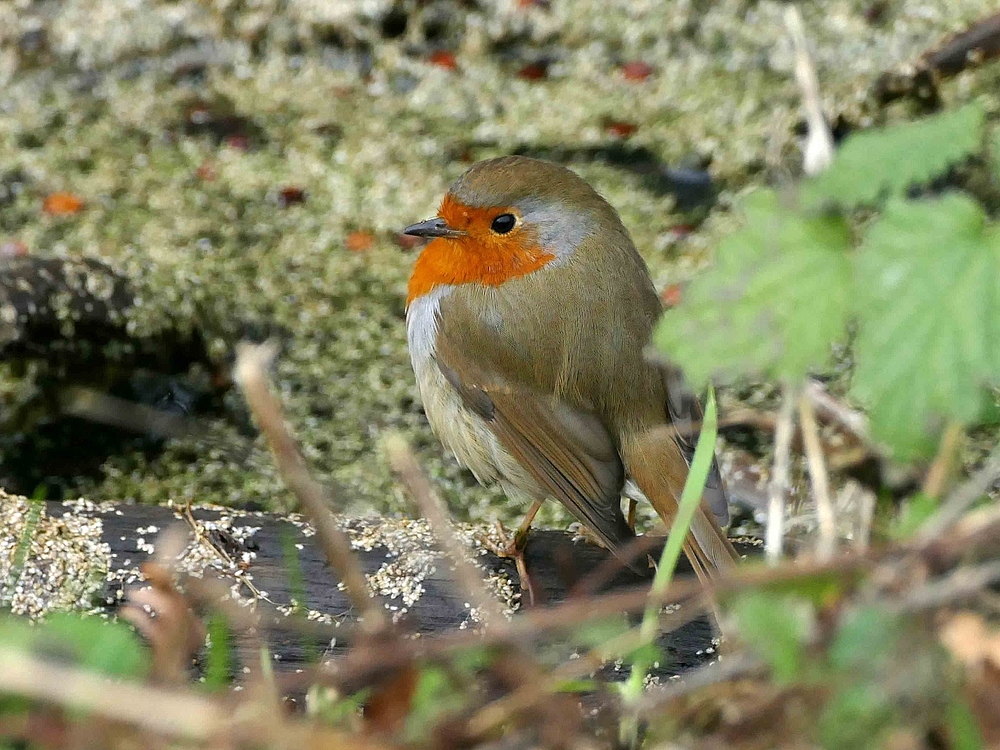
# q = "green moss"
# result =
<box><xmin>1</xmin><ymin>0</ymin><xmax>998</xmax><ymax>525</ymax></box>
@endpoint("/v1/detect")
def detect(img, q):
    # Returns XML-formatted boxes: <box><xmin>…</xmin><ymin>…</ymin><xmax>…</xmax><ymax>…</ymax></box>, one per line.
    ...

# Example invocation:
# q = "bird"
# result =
<box><xmin>402</xmin><ymin>155</ymin><xmax>738</xmax><ymax>593</ymax></box>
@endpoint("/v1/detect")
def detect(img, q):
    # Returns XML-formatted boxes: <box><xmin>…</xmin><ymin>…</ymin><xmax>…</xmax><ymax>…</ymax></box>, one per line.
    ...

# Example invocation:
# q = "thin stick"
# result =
<box><xmin>853</xmin><ymin>481</ymin><xmax>876</xmax><ymax>552</ymax></box>
<box><xmin>234</xmin><ymin>341</ymin><xmax>386</xmax><ymax>631</ymax></box>
<box><xmin>921</xmin><ymin>421</ymin><xmax>964</xmax><ymax>500</ymax></box>
<box><xmin>0</xmin><ymin>648</ymin><xmax>223</xmax><ymax>741</ymax></box>
<box><xmin>803</xmin><ymin>379</ymin><xmax>870</xmax><ymax>444</ymax></box>
<box><xmin>384</xmin><ymin>432</ymin><xmax>505</xmax><ymax>625</ymax></box>
<box><xmin>766</xmin><ymin>384</ymin><xmax>798</xmax><ymax>564</ymax></box>
<box><xmin>917</xmin><ymin>440</ymin><xmax>1000</xmax><ymax>542</ymax></box>
<box><xmin>785</xmin><ymin>6</ymin><xmax>834</xmax><ymax>175</ymax></box>
<box><xmin>637</xmin><ymin>653</ymin><xmax>762</xmax><ymax>716</ymax></box>
<box><xmin>799</xmin><ymin>392</ymin><xmax>836</xmax><ymax>560</ymax></box>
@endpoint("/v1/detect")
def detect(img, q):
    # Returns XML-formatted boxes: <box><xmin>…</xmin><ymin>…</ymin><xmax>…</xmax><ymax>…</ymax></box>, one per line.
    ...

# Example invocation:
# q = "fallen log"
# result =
<box><xmin>2</xmin><ymin>496</ymin><xmax>759</xmax><ymax>681</ymax></box>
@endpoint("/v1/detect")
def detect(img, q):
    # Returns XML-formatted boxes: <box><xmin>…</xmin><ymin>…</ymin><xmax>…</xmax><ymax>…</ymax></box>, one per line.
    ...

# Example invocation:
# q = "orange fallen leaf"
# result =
<box><xmin>621</xmin><ymin>61</ymin><xmax>654</xmax><ymax>82</ymax></box>
<box><xmin>43</xmin><ymin>192</ymin><xmax>85</xmax><ymax>216</ymax></box>
<box><xmin>517</xmin><ymin>62</ymin><xmax>549</xmax><ymax>81</ymax></box>
<box><xmin>661</xmin><ymin>282</ymin><xmax>684</xmax><ymax>308</ymax></box>
<box><xmin>605</xmin><ymin>120</ymin><xmax>638</xmax><ymax>138</ymax></box>
<box><xmin>428</xmin><ymin>50</ymin><xmax>458</xmax><ymax>71</ymax></box>
<box><xmin>196</xmin><ymin>161</ymin><xmax>217</xmax><ymax>181</ymax></box>
<box><xmin>346</xmin><ymin>231</ymin><xmax>375</xmax><ymax>252</ymax></box>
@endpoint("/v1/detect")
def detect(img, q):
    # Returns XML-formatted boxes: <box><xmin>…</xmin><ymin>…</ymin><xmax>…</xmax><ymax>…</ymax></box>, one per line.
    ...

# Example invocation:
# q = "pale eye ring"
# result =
<box><xmin>490</xmin><ymin>213</ymin><xmax>517</xmax><ymax>234</ymax></box>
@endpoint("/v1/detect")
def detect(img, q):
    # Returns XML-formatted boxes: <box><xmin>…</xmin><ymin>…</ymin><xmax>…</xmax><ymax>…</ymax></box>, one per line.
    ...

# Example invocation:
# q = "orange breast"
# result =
<box><xmin>407</xmin><ymin>236</ymin><xmax>554</xmax><ymax>305</ymax></box>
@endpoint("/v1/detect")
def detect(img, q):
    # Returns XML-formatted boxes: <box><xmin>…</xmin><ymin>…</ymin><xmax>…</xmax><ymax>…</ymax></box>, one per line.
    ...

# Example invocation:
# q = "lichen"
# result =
<box><xmin>1</xmin><ymin>0</ymin><xmax>997</xmax><ymax>526</ymax></box>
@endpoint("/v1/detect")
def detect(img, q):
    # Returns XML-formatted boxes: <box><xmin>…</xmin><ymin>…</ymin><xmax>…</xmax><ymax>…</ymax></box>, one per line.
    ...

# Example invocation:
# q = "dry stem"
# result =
<box><xmin>234</xmin><ymin>341</ymin><xmax>386</xmax><ymax>630</ymax></box>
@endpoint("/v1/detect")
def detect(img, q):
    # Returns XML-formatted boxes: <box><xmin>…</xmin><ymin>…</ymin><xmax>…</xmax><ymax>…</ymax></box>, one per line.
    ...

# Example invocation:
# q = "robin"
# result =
<box><xmin>402</xmin><ymin>155</ymin><xmax>737</xmax><ymax>593</ymax></box>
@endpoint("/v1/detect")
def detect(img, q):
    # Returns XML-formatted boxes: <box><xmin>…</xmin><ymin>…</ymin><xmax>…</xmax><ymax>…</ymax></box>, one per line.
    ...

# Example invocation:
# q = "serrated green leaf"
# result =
<box><xmin>655</xmin><ymin>190</ymin><xmax>851</xmax><ymax>386</ymax></box>
<box><xmin>731</xmin><ymin>592</ymin><xmax>814</xmax><ymax>683</ymax></box>
<box><xmin>851</xmin><ymin>194</ymin><xmax>1000</xmax><ymax>458</ymax></box>
<box><xmin>803</xmin><ymin>102</ymin><xmax>985</xmax><ymax>208</ymax></box>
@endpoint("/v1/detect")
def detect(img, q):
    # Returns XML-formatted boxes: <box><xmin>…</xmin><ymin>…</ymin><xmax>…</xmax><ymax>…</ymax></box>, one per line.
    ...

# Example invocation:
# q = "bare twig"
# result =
<box><xmin>803</xmin><ymin>379</ymin><xmax>870</xmax><ymax>444</ymax></box>
<box><xmin>383</xmin><ymin>432</ymin><xmax>505</xmax><ymax>626</ymax></box>
<box><xmin>58</xmin><ymin>386</ymin><xmax>203</xmax><ymax>439</ymax></box>
<box><xmin>785</xmin><ymin>6</ymin><xmax>834</xmax><ymax>175</ymax></box>
<box><xmin>799</xmin><ymin>392</ymin><xmax>836</xmax><ymax>560</ymax></box>
<box><xmin>767</xmin><ymin>384</ymin><xmax>799</xmax><ymax>564</ymax></box>
<box><xmin>637</xmin><ymin>652</ymin><xmax>763</xmax><ymax>717</ymax></box>
<box><xmin>889</xmin><ymin>559</ymin><xmax>1000</xmax><ymax>614</ymax></box>
<box><xmin>233</xmin><ymin>341</ymin><xmax>386</xmax><ymax>631</ymax></box>
<box><xmin>848</xmin><ymin>480</ymin><xmax>876</xmax><ymax>551</ymax></box>
<box><xmin>0</xmin><ymin>648</ymin><xmax>223</xmax><ymax>741</ymax></box>
<box><xmin>921</xmin><ymin>421</ymin><xmax>964</xmax><ymax>500</ymax></box>
<box><xmin>916</xmin><ymin>440</ymin><xmax>1000</xmax><ymax>543</ymax></box>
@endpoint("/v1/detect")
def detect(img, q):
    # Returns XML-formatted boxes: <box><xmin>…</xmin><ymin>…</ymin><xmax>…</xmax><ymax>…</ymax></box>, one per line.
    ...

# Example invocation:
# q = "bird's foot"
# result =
<box><xmin>568</xmin><ymin>522</ymin><xmax>612</xmax><ymax>551</ymax></box>
<box><xmin>481</xmin><ymin>521</ymin><xmax>537</xmax><ymax>607</ymax></box>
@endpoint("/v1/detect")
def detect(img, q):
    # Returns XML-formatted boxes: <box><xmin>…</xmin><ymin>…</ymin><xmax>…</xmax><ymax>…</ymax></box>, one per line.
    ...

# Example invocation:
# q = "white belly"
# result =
<box><xmin>406</xmin><ymin>288</ymin><xmax>542</xmax><ymax>502</ymax></box>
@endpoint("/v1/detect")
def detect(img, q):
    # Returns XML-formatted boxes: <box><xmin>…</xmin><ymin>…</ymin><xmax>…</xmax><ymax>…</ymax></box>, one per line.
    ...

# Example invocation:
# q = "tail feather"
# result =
<box><xmin>622</xmin><ymin>426</ymin><xmax>739</xmax><ymax>580</ymax></box>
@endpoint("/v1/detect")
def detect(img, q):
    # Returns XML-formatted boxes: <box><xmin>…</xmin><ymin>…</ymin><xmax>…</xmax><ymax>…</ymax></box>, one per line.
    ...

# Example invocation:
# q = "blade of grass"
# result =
<box><xmin>619</xmin><ymin>386</ymin><xmax>719</xmax><ymax>742</ymax></box>
<box><xmin>3</xmin><ymin>492</ymin><xmax>44</xmax><ymax>609</ymax></box>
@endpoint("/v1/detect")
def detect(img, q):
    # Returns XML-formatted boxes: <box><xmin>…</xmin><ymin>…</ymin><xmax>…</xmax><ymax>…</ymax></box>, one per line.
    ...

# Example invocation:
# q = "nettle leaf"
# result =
<box><xmin>654</xmin><ymin>190</ymin><xmax>851</xmax><ymax>386</ymax></box>
<box><xmin>852</xmin><ymin>193</ymin><xmax>1000</xmax><ymax>458</ymax></box>
<box><xmin>802</xmin><ymin>102</ymin><xmax>985</xmax><ymax>209</ymax></box>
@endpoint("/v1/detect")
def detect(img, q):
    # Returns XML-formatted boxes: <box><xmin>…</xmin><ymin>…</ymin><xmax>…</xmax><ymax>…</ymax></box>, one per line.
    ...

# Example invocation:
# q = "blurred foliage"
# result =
<box><xmin>656</xmin><ymin>100</ymin><xmax>1000</xmax><ymax>459</ymax></box>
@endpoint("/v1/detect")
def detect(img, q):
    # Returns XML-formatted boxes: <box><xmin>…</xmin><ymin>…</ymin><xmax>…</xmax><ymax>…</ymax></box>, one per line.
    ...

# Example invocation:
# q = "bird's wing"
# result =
<box><xmin>433</xmin><ymin>328</ymin><xmax>632</xmax><ymax>550</ymax></box>
<box><xmin>658</xmin><ymin>362</ymin><xmax>730</xmax><ymax>527</ymax></box>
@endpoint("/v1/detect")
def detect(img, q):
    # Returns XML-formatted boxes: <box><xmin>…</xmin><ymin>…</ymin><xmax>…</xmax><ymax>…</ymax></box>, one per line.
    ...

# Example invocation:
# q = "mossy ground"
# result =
<box><xmin>1</xmin><ymin>0</ymin><xmax>997</xmax><ymax>527</ymax></box>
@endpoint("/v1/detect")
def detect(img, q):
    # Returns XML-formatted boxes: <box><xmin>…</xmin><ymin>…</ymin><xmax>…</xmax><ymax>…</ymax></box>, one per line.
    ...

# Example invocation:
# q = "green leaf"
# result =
<box><xmin>204</xmin><ymin>614</ymin><xmax>232</xmax><ymax>690</ymax></box>
<box><xmin>731</xmin><ymin>592</ymin><xmax>815</xmax><ymax>683</ymax></box>
<box><xmin>654</xmin><ymin>190</ymin><xmax>851</xmax><ymax>387</ymax></box>
<box><xmin>890</xmin><ymin>492</ymin><xmax>939</xmax><ymax>539</ymax></box>
<box><xmin>945</xmin><ymin>695</ymin><xmax>984</xmax><ymax>750</ymax></box>
<box><xmin>803</xmin><ymin>102</ymin><xmax>985</xmax><ymax>208</ymax></box>
<box><xmin>0</xmin><ymin>613</ymin><xmax>149</xmax><ymax>679</ymax></box>
<box><xmin>818</xmin><ymin>683</ymin><xmax>895</xmax><ymax>750</ymax></box>
<box><xmin>828</xmin><ymin>606</ymin><xmax>901</xmax><ymax>675</ymax></box>
<box><xmin>851</xmin><ymin>194</ymin><xmax>1000</xmax><ymax>458</ymax></box>
<box><xmin>569</xmin><ymin>614</ymin><xmax>631</xmax><ymax>651</ymax></box>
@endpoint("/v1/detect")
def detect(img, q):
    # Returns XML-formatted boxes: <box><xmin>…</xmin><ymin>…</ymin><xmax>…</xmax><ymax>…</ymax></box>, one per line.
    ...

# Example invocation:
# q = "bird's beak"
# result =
<box><xmin>402</xmin><ymin>217</ymin><xmax>465</xmax><ymax>239</ymax></box>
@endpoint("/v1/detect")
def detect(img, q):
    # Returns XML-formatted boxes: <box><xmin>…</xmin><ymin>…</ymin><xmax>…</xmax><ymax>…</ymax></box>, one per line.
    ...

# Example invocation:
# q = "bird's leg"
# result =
<box><xmin>483</xmin><ymin>500</ymin><xmax>543</xmax><ymax>606</ymax></box>
<box><xmin>626</xmin><ymin>498</ymin><xmax>638</xmax><ymax>532</ymax></box>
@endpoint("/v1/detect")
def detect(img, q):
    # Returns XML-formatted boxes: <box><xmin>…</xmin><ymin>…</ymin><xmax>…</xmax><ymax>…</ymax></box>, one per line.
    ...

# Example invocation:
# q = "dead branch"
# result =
<box><xmin>233</xmin><ymin>341</ymin><xmax>387</xmax><ymax>631</ymax></box>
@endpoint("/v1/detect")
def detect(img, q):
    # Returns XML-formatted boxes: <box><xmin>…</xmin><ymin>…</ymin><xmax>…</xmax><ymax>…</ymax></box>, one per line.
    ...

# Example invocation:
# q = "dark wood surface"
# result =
<box><xmin>55</xmin><ymin>501</ymin><xmax>742</xmax><ymax>679</ymax></box>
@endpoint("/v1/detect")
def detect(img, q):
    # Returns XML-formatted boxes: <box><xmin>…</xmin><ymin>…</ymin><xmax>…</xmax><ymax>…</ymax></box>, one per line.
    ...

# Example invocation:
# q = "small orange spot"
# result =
<box><xmin>428</xmin><ymin>50</ymin><xmax>458</xmax><ymax>71</ymax></box>
<box><xmin>621</xmin><ymin>61</ymin><xmax>654</xmax><ymax>82</ymax></box>
<box><xmin>346</xmin><ymin>231</ymin><xmax>375</xmax><ymax>252</ymax></box>
<box><xmin>605</xmin><ymin>120</ymin><xmax>637</xmax><ymax>138</ymax></box>
<box><xmin>517</xmin><ymin>62</ymin><xmax>548</xmax><ymax>81</ymax></box>
<box><xmin>661</xmin><ymin>283</ymin><xmax>684</xmax><ymax>308</ymax></box>
<box><xmin>196</xmin><ymin>161</ymin><xmax>217</xmax><ymax>181</ymax></box>
<box><xmin>43</xmin><ymin>192</ymin><xmax>85</xmax><ymax>216</ymax></box>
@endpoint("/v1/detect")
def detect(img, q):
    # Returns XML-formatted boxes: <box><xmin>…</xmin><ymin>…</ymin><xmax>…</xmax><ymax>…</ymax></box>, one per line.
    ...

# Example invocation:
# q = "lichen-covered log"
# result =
<box><xmin>0</xmin><ymin>255</ymin><xmax>208</xmax><ymax>372</ymax></box>
<box><xmin>0</xmin><ymin>495</ymin><xmax>742</xmax><ymax>681</ymax></box>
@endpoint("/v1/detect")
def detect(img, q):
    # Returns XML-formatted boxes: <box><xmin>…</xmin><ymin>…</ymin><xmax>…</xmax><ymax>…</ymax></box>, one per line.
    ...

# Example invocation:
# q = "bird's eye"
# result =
<box><xmin>490</xmin><ymin>213</ymin><xmax>517</xmax><ymax>234</ymax></box>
